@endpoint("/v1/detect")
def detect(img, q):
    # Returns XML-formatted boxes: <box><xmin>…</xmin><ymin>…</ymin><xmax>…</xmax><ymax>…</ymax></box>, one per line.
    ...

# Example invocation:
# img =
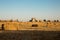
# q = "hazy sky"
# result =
<box><xmin>0</xmin><ymin>0</ymin><xmax>60</xmax><ymax>21</ymax></box>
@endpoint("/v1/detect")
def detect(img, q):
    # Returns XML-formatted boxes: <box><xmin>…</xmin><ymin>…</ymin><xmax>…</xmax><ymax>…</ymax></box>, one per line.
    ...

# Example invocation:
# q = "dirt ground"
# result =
<box><xmin>0</xmin><ymin>30</ymin><xmax>60</xmax><ymax>40</ymax></box>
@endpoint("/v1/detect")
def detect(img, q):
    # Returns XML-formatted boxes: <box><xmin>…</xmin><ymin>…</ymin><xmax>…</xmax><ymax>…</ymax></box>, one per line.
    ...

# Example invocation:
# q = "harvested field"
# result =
<box><xmin>0</xmin><ymin>30</ymin><xmax>60</xmax><ymax>40</ymax></box>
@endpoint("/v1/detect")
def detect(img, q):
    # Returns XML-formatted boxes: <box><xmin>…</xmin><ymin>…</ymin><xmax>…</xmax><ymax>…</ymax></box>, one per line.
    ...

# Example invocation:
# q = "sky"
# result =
<box><xmin>0</xmin><ymin>0</ymin><xmax>60</xmax><ymax>21</ymax></box>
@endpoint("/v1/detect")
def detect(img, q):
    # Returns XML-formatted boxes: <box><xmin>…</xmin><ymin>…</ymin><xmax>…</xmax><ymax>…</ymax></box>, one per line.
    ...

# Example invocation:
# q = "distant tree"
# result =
<box><xmin>56</xmin><ymin>20</ymin><xmax>59</xmax><ymax>22</ymax></box>
<box><xmin>29</xmin><ymin>18</ymin><xmax>32</xmax><ymax>22</ymax></box>
<box><xmin>43</xmin><ymin>19</ymin><xmax>46</xmax><ymax>22</ymax></box>
<box><xmin>54</xmin><ymin>20</ymin><xmax>56</xmax><ymax>22</ymax></box>
<box><xmin>29</xmin><ymin>20</ymin><xmax>32</xmax><ymax>22</ymax></box>
<box><xmin>39</xmin><ymin>20</ymin><xmax>41</xmax><ymax>22</ymax></box>
<box><xmin>47</xmin><ymin>20</ymin><xmax>51</xmax><ymax>22</ymax></box>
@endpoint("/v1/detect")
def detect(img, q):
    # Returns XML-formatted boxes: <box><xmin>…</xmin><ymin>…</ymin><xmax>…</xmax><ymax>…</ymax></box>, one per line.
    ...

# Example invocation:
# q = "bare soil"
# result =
<box><xmin>0</xmin><ymin>30</ymin><xmax>60</xmax><ymax>40</ymax></box>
